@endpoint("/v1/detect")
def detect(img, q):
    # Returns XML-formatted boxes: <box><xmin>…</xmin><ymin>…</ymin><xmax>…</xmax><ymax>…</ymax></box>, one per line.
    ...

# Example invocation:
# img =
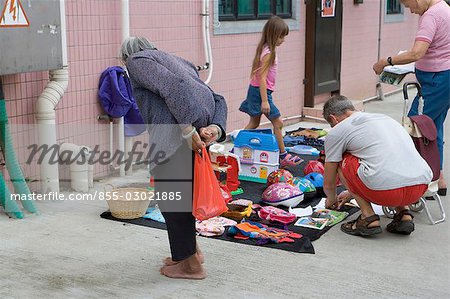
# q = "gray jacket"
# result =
<box><xmin>126</xmin><ymin>49</ymin><xmax>227</xmax><ymax>169</ymax></box>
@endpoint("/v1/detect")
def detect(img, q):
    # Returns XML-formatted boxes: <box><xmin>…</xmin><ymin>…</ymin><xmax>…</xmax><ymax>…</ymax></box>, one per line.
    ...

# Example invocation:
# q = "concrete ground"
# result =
<box><xmin>1</xmin><ymin>91</ymin><xmax>449</xmax><ymax>299</ymax></box>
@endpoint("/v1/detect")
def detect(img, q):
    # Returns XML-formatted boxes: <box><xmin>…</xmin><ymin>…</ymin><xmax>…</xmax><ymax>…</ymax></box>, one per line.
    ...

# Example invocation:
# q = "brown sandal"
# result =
<box><xmin>341</xmin><ymin>214</ymin><xmax>382</xmax><ymax>236</ymax></box>
<box><xmin>386</xmin><ymin>210</ymin><xmax>414</xmax><ymax>235</ymax></box>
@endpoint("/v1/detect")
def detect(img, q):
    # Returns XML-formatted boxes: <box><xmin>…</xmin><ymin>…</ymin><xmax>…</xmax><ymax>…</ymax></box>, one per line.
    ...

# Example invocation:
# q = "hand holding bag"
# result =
<box><xmin>193</xmin><ymin>147</ymin><xmax>228</xmax><ymax>220</ymax></box>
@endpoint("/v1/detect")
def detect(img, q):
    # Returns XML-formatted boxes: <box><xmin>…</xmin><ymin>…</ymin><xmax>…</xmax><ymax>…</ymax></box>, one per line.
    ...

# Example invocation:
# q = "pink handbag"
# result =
<box><xmin>258</xmin><ymin>206</ymin><xmax>296</xmax><ymax>224</ymax></box>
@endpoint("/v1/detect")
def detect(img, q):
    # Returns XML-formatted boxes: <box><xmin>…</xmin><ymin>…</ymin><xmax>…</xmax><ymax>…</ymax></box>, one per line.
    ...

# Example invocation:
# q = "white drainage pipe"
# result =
<box><xmin>35</xmin><ymin>0</ymin><xmax>69</xmax><ymax>193</ymax></box>
<box><xmin>35</xmin><ymin>67</ymin><xmax>69</xmax><ymax>193</ymax></box>
<box><xmin>120</xmin><ymin>0</ymin><xmax>130</xmax><ymax>177</ymax></box>
<box><xmin>59</xmin><ymin>143</ymin><xmax>93</xmax><ymax>192</ymax></box>
<box><xmin>201</xmin><ymin>0</ymin><xmax>213</xmax><ymax>84</ymax></box>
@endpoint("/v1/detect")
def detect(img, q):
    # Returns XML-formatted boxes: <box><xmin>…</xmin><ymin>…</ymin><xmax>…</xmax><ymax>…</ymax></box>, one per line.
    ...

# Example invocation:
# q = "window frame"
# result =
<box><xmin>218</xmin><ymin>0</ymin><xmax>292</xmax><ymax>22</ymax></box>
<box><xmin>385</xmin><ymin>0</ymin><xmax>405</xmax><ymax>23</ymax></box>
<box><xmin>214</xmin><ymin>0</ymin><xmax>300</xmax><ymax>35</ymax></box>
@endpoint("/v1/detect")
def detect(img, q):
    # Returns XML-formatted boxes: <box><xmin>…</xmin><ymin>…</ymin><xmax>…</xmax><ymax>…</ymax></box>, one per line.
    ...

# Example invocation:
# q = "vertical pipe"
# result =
<box><xmin>202</xmin><ymin>0</ymin><xmax>213</xmax><ymax>84</ymax></box>
<box><xmin>377</xmin><ymin>0</ymin><xmax>383</xmax><ymax>62</ymax></box>
<box><xmin>376</xmin><ymin>0</ymin><xmax>385</xmax><ymax>101</ymax></box>
<box><xmin>60</xmin><ymin>0</ymin><xmax>68</xmax><ymax>66</ymax></box>
<box><xmin>121</xmin><ymin>0</ymin><xmax>130</xmax><ymax>41</ymax></box>
<box><xmin>119</xmin><ymin>0</ymin><xmax>129</xmax><ymax>177</ymax></box>
<box><xmin>125</xmin><ymin>136</ymin><xmax>133</xmax><ymax>175</ymax></box>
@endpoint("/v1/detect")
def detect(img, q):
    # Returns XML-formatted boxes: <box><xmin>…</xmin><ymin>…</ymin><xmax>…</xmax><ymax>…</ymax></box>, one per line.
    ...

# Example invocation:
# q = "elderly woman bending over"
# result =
<box><xmin>120</xmin><ymin>37</ymin><xmax>227</xmax><ymax>280</ymax></box>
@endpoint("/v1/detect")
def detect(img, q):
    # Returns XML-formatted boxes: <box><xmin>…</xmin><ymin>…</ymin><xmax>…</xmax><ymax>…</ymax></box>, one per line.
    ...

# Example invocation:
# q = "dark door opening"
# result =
<box><xmin>304</xmin><ymin>0</ymin><xmax>343</xmax><ymax>107</ymax></box>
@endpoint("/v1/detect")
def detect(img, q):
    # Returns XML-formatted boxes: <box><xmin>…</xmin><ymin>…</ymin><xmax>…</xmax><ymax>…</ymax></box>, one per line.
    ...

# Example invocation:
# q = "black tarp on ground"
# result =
<box><xmin>100</xmin><ymin>152</ymin><xmax>359</xmax><ymax>254</ymax></box>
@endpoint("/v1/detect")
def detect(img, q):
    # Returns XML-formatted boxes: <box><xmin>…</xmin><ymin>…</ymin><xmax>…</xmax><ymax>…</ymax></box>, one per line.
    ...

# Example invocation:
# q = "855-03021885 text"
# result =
<box><xmin>10</xmin><ymin>191</ymin><xmax>182</xmax><ymax>201</ymax></box>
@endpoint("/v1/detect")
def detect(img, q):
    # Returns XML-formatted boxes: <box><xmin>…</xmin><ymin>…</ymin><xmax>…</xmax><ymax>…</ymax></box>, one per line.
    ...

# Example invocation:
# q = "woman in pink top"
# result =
<box><xmin>239</xmin><ymin>16</ymin><xmax>301</xmax><ymax>168</ymax></box>
<box><xmin>373</xmin><ymin>0</ymin><xmax>450</xmax><ymax>196</ymax></box>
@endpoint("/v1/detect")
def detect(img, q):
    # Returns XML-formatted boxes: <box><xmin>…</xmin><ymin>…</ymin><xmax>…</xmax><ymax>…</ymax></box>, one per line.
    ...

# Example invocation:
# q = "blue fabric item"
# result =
<box><xmin>239</xmin><ymin>85</ymin><xmax>281</xmax><ymax>119</ymax></box>
<box><xmin>98</xmin><ymin>66</ymin><xmax>146</xmax><ymax>137</ymax></box>
<box><xmin>286</xmin><ymin>145</ymin><xmax>320</xmax><ymax>156</ymax></box>
<box><xmin>143</xmin><ymin>206</ymin><xmax>166</xmax><ymax>223</ymax></box>
<box><xmin>409</xmin><ymin>69</ymin><xmax>450</xmax><ymax>169</ymax></box>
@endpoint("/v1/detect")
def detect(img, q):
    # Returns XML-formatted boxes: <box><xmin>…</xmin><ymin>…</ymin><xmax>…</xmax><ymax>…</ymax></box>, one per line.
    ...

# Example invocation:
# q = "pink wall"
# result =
<box><xmin>209</xmin><ymin>22</ymin><xmax>306</xmax><ymax>131</ymax></box>
<box><xmin>0</xmin><ymin>0</ymin><xmax>419</xmax><ymax>187</ymax></box>
<box><xmin>341</xmin><ymin>1</ymin><xmax>419</xmax><ymax>99</ymax></box>
<box><xmin>129</xmin><ymin>0</ymin><xmax>306</xmax><ymax>132</ymax></box>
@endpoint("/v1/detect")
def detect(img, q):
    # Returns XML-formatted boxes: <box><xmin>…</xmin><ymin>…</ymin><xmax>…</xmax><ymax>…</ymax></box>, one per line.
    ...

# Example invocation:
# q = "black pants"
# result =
<box><xmin>153</xmin><ymin>143</ymin><xmax>196</xmax><ymax>262</ymax></box>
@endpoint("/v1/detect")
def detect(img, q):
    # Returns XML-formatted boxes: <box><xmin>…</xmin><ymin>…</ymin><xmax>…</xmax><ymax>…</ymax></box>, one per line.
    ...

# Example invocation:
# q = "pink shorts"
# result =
<box><xmin>340</xmin><ymin>153</ymin><xmax>427</xmax><ymax>207</ymax></box>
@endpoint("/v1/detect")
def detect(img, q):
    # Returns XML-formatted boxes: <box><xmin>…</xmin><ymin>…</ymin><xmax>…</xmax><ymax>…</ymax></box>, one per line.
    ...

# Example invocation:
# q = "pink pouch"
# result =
<box><xmin>258</xmin><ymin>206</ymin><xmax>297</xmax><ymax>224</ymax></box>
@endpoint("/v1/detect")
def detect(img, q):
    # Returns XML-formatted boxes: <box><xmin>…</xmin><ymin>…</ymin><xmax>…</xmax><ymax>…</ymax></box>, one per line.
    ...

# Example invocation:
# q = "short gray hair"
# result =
<box><xmin>323</xmin><ymin>95</ymin><xmax>355</xmax><ymax>122</ymax></box>
<box><xmin>120</xmin><ymin>36</ymin><xmax>156</xmax><ymax>63</ymax></box>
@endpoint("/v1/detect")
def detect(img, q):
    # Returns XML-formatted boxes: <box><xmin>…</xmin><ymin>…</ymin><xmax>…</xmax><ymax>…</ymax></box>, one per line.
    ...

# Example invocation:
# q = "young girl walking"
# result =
<box><xmin>239</xmin><ymin>16</ymin><xmax>301</xmax><ymax>168</ymax></box>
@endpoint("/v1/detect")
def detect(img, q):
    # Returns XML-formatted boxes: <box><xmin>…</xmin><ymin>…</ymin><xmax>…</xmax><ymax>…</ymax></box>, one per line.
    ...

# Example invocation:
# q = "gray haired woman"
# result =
<box><xmin>120</xmin><ymin>36</ymin><xmax>227</xmax><ymax>279</ymax></box>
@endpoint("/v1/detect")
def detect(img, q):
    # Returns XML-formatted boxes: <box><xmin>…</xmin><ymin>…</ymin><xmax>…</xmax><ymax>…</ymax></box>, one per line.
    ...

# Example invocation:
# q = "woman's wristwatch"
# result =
<box><xmin>387</xmin><ymin>56</ymin><xmax>394</xmax><ymax>66</ymax></box>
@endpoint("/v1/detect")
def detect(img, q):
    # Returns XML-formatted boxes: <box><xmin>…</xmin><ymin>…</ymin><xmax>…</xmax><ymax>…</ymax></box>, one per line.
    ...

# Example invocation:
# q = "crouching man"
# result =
<box><xmin>322</xmin><ymin>95</ymin><xmax>432</xmax><ymax>236</ymax></box>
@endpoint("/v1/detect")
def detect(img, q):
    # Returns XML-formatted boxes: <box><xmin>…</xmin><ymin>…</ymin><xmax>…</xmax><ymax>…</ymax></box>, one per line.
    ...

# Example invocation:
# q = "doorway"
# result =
<box><xmin>304</xmin><ymin>0</ymin><xmax>343</xmax><ymax>107</ymax></box>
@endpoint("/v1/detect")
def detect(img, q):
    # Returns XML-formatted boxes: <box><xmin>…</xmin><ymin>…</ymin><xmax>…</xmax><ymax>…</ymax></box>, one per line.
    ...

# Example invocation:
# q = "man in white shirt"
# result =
<box><xmin>323</xmin><ymin>96</ymin><xmax>432</xmax><ymax>236</ymax></box>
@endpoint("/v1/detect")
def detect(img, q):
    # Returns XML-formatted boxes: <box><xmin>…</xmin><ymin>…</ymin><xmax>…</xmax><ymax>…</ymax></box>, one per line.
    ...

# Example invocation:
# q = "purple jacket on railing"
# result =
<box><xmin>98</xmin><ymin>66</ymin><xmax>146</xmax><ymax>137</ymax></box>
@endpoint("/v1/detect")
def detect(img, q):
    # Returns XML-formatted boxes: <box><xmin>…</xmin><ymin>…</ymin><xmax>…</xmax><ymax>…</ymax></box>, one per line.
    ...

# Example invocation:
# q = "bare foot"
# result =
<box><xmin>163</xmin><ymin>245</ymin><xmax>204</xmax><ymax>266</ymax></box>
<box><xmin>160</xmin><ymin>254</ymin><xmax>206</xmax><ymax>280</ymax></box>
<box><xmin>163</xmin><ymin>253</ymin><xmax>204</xmax><ymax>266</ymax></box>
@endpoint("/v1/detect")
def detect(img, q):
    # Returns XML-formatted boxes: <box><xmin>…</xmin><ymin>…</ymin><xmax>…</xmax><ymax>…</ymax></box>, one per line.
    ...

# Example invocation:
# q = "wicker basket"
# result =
<box><xmin>105</xmin><ymin>187</ymin><xmax>153</xmax><ymax>219</ymax></box>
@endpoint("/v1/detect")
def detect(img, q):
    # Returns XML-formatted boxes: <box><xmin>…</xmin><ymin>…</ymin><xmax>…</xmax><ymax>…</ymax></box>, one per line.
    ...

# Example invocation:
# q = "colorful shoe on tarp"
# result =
<box><xmin>280</xmin><ymin>153</ymin><xmax>303</xmax><ymax>168</ymax></box>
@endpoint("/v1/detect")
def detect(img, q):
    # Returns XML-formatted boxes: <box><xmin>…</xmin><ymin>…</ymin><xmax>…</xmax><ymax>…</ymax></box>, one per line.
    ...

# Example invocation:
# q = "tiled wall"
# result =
<box><xmin>341</xmin><ymin>1</ymin><xmax>418</xmax><ymax>99</ymax></box>
<box><xmin>0</xmin><ymin>0</ymin><xmax>418</xmax><ymax>189</ymax></box>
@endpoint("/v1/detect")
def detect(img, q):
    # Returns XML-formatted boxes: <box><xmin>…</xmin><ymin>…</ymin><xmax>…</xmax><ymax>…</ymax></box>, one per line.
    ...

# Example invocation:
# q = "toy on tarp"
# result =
<box><xmin>266</xmin><ymin>169</ymin><xmax>294</xmax><ymax>187</ymax></box>
<box><xmin>228</xmin><ymin>220</ymin><xmax>302</xmax><ymax>244</ymax></box>
<box><xmin>285</xmin><ymin>144</ymin><xmax>320</xmax><ymax>156</ymax></box>
<box><xmin>233</xmin><ymin>129</ymin><xmax>279</xmax><ymax>184</ymax></box>
<box><xmin>221</xmin><ymin>199</ymin><xmax>253</xmax><ymax>221</ymax></box>
<box><xmin>209</xmin><ymin>144</ymin><xmax>242</xmax><ymax>195</ymax></box>
<box><xmin>196</xmin><ymin>216</ymin><xmax>237</xmax><ymax>237</ymax></box>
<box><xmin>303</xmin><ymin>160</ymin><xmax>325</xmax><ymax>175</ymax></box>
<box><xmin>258</xmin><ymin>206</ymin><xmax>297</xmax><ymax>224</ymax></box>
<box><xmin>304</xmin><ymin>172</ymin><xmax>324</xmax><ymax>188</ymax></box>
<box><xmin>262</xmin><ymin>182</ymin><xmax>304</xmax><ymax>207</ymax></box>
<box><xmin>304</xmin><ymin>151</ymin><xmax>341</xmax><ymax>186</ymax></box>
<box><xmin>292</xmin><ymin>177</ymin><xmax>316</xmax><ymax>193</ymax></box>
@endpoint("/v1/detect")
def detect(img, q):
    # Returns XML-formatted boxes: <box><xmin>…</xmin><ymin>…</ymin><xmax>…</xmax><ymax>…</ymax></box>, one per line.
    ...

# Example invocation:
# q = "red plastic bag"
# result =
<box><xmin>193</xmin><ymin>148</ymin><xmax>228</xmax><ymax>220</ymax></box>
